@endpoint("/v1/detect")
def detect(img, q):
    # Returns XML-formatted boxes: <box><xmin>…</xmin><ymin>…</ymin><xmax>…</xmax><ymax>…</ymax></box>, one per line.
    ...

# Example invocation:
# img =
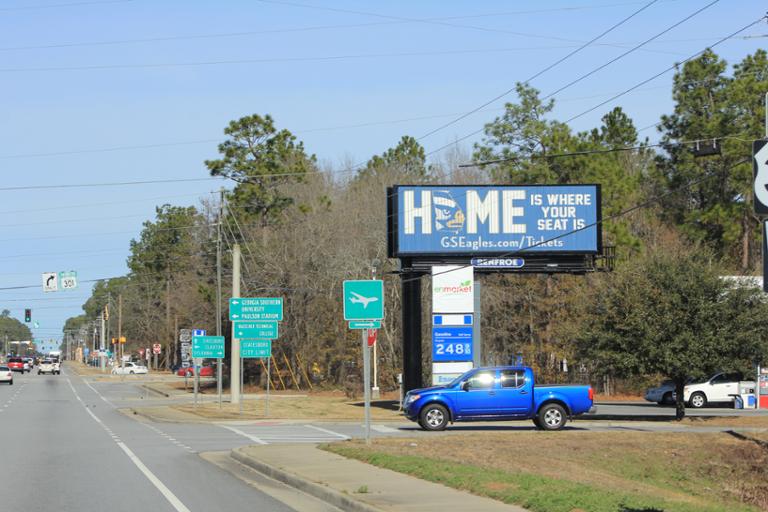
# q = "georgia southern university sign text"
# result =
<box><xmin>387</xmin><ymin>185</ymin><xmax>601</xmax><ymax>257</ymax></box>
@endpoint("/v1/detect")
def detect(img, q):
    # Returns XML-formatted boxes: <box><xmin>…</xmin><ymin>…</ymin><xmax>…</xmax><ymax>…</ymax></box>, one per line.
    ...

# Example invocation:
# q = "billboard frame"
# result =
<box><xmin>387</xmin><ymin>184</ymin><xmax>603</xmax><ymax>259</ymax></box>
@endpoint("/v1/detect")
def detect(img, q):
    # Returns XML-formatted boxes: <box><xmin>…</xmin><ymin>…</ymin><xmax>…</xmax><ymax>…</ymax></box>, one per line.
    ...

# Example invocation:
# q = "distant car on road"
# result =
<box><xmin>7</xmin><ymin>357</ymin><xmax>27</xmax><ymax>373</ymax></box>
<box><xmin>177</xmin><ymin>365</ymin><xmax>214</xmax><ymax>377</ymax></box>
<box><xmin>38</xmin><ymin>359</ymin><xmax>60</xmax><ymax>375</ymax></box>
<box><xmin>0</xmin><ymin>365</ymin><xmax>13</xmax><ymax>385</ymax></box>
<box><xmin>684</xmin><ymin>372</ymin><xmax>752</xmax><ymax>408</ymax></box>
<box><xmin>23</xmin><ymin>357</ymin><xmax>34</xmax><ymax>369</ymax></box>
<box><xmin>112</xmin><ymin>362</ymin><xmax>148</xmax><ymax>375</ymax></box>
<box><xmin>403</xmin><ymin>366</ymin><xmax>594</xmax><ymax>431</ymax></box>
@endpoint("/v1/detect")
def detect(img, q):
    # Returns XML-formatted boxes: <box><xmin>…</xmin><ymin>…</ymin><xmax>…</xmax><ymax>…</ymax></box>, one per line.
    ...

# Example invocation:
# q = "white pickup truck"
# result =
<box><xmin>38</xmin><ymin>359</ymin><xmax>60</xmax><ymax>375</ymax></box>
<box><xmin>684</xmin><ymin>372</ymin><xmax>754</xmax><ymax>408</ymax></box>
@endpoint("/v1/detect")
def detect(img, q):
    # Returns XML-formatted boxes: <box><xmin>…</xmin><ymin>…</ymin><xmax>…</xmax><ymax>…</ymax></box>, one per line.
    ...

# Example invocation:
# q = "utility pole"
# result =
<box><xmin>216</xmin><ymin>188</ymin><xmax>224</xmax><ymax>408</ymax></box>
<box><xmin>100</xmin><ymin>310</ymin><xmax>106</xmax><ymax>372</ymax></box>
<box><xmin>230</xmin><ymin>243</ymin><xmax>241</xmax><ymax>405</ymax></box>
<box><xmin>166</xmin><ymin>278</ymin><xmax>171</xmax><ymax>370</ymax></box>
<box><xmin>118</xmin><ymin>294</ymin><xmax>123</xmax><ymax>371</ymax></box>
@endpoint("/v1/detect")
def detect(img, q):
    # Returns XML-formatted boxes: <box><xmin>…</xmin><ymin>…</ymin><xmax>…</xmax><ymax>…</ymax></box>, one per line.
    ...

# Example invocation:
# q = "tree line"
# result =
<box><xmin>62</xmin><ymin>49</ymin><xmax>768</xmax><ymax>412</ymax></box>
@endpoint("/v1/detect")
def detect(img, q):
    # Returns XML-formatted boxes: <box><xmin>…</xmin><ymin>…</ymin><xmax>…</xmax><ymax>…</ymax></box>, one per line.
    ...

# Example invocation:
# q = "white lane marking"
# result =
<box><xmin>83</xmin><ymin>378</ymin><xmax>115</xmax><ymax>407</ymax></box>
<box><xmin>305</xmin><ymin>424</ymin><xmax>349</xmax><ymax>439</ymax></box>
<box><xmin>371</xmin><ymin>424</ymin><xmax>398</xmax><ymax>433</ymax></box>
<box><xmin>219</xmin><ymin>425</ymin><xmax>268</xmax><ymax>445</ymax></box>
<box><xmin>66</xmin><ymin>377</ymin><xmax>191</xmax><ymax>512</ymax></box>
<box><xmin>116</xmin><ymin>442</ymin><xmax>191</xmax><ymax>512</ymax></box>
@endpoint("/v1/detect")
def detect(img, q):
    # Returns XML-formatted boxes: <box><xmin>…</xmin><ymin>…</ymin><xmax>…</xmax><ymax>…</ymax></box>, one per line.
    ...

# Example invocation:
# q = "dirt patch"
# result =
<box><xmin>174</xmin><ymin>394</ymin><xmax>403</xmax><ymax>421</ymax></box>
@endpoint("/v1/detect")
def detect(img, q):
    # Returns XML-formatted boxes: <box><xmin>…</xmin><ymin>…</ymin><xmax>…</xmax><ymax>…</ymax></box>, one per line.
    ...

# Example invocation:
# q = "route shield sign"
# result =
<box><xmin>234</xmin><ymin>321</ymin><xmax>278</xmax><ymax>339</ymax></box>
<box><xmin>241</xmin><ymin>339</ymin><xmax>271</xmax><ymax>358</ymax></box>
<box><xmin>191</xmin><ymin>335</ymin><xmax>225</xmax><ymax>358</ymax></box>
<box><xmin>343</xmin><ymin>280</ymin><xmax>384</xmax><ymax>321</ymax></box>
<box><xmin>229</xmin><ymin>298</ymin><xmax>283</xmax><ymax>321</ymax></box>
<box><xmin>59</xmin><ymin>271</ymin><xmax>78</xmax><ymax>291</ymax></box>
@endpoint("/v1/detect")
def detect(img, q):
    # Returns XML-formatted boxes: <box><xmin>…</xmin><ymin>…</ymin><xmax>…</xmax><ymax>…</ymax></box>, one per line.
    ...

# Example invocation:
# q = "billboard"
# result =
<box><xmin>388</xmin><ymin>185</ymin><xmax>601</xmax><ymax>257</ymax></box>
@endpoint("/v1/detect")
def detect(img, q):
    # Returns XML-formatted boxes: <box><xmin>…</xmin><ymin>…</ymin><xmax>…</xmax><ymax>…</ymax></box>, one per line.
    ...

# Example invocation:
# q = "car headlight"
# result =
<box><xmin>405</xmin><ymin>394</ymin><xmax>420</xmax><ymax>405</ymax></box>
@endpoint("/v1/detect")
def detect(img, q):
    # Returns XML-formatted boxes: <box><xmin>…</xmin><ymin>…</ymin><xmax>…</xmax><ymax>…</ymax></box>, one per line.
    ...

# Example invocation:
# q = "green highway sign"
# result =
<box><xmin>234</xmin><ymin>321</ymin><xmax>278</xmax><ymax>339</ymax></box>
<box><xmin>349</xmin><ymin>320</ymin><xmax>382</xmax><ymax>329</ymax></box>
<box><xmin>241</xmin><ymin>339</ymin><xmax>272</xmax><ymax>358</ymax></box>
<box><xmin>229</xmin><ymin>297</ymin><xmax>283</xmax><ymax>321</ymax></box>
<box><xmin>343</xmin><ymin>280</ymin><xmax>384</xmax><ymax>321</ymax></box>
<box><xmin>192</xmin><ymin>335</ymin><xmax>225</xmax><ymax>358</ymax></box>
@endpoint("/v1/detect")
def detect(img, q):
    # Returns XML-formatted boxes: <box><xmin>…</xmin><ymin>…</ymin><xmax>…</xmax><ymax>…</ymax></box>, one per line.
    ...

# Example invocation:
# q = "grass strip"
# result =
<box><xmin>323</xmin><ymin>444</ymin><xmax>756</xmax><ymax>512</ymax></box>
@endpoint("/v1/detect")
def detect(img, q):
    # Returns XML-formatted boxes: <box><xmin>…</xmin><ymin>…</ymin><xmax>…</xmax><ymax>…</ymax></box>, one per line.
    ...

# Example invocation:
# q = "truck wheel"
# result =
<box><xmin>38</xmin><ymin>371</ymin><xmax>41</xmax><ymax>375</ymax></box>
<box><xmin>419</xmin><ymin>404</ymin><xmax>449</xmax><ymax>431</ymax></box>
<box><xmin>538</xmin><ymin>403</ymin><xmax>567</xmax><ymax>431</ymax></box>
<box><xmin>689</xmin><ymin>392</ymin><xmax>707</xmax><ymax>408</ymax></box>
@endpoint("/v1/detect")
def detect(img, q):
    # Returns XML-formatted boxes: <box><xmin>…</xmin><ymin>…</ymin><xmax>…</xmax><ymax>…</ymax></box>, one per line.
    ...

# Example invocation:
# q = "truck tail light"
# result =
<box><xmin>588</xmin><ymin>387</ymin><xmax>594</xmax><ymax>401</ymax></box>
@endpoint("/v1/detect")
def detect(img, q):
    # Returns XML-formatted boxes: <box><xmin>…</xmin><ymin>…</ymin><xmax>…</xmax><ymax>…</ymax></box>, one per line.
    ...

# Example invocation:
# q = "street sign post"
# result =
<box><xmin>229</xmin><ymin>298</ymin><xmax>283</xmax><ymax>321</ymax></box>
<box><xmin>191</xmin><ymin>335</ymin><xmax>225</xmax><ymax>358</ymax></box>
<box><xmin>234</xmin><ymin>321</ymin><xmax>278</xmax><ymax>339</ymax></box>
<box><xmin>343</xmin><ymin>280</ymin><xmax>384</xmax><ymax>320</ymax></box>
<box><xmin>349</xmin><ymin>320</ymin><xmax>381</xmax><ymax>329</ymax></box>
<box><xmin>343</xmin><ymin>280</ymin><xmax>384</xmax><ymax>447</ymax></box>
<box><xmin>241</xmin><ymin>339</ymin><xmax>272</xmax><ymax>358</ymax></box>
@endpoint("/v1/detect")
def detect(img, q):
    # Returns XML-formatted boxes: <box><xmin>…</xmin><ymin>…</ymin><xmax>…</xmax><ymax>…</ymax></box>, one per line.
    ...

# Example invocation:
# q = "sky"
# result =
<box><xmin>0</xmin><ymin>0</ymin><xmax>766</xmax><ymax>345</ymax></box>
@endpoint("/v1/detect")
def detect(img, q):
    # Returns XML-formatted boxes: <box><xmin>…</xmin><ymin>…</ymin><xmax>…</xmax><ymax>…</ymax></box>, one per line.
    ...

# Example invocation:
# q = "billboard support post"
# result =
<box><xmin>401</xmin><ymin>262</ymin><xmax>423</xmax><ymax>393</ymax></box>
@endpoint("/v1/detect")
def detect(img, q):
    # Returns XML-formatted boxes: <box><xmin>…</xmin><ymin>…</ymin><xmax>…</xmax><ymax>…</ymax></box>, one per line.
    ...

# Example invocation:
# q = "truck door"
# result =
<box><xmin>456</xmin><ymin>370</ymin><xmax>499</xmax><ymax>416</ymax></box>
<box><xmin>496</xmin><ymin>369</ymin><xmax>531</xmax><ymax>415</ymax></box>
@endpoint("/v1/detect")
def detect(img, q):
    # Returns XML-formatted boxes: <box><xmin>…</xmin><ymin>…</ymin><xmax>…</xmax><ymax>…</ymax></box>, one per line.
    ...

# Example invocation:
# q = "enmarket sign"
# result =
<box><xmin>432</xmin><ymin>265</ymin><xmax>474</xmax><ymax>313</ymax></box>
<box><xmin>388</xmin><ymin>185</ymin><xmax>601</xmax><ymax>257</ymax></box>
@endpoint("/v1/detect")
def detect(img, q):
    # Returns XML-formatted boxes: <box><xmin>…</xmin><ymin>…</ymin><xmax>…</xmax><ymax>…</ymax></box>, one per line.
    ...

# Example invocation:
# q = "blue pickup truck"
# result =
<box><xmin>403</xmin><ymin>366</ymin><xmax>594</xmax><ymax>431</ymax></box>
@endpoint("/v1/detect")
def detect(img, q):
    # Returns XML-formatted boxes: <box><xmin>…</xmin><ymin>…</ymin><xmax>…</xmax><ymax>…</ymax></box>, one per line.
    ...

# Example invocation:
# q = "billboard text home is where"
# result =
<box><xmin>389</xmin><ymin>185</ymin><xmax>601</xmax><ymax>257</ymax></box>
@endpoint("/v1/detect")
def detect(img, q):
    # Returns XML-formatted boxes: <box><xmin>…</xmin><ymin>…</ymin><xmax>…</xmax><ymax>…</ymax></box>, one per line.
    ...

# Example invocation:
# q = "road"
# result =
<box><xmin>4</xmin><ymin>368</ymin><xmax>766</xmax><ymax>510</ymax></box>
<box><xmin>0</xmin><ymin>368</ymin><xmax>330</xmax><ymax>512</ymax></box>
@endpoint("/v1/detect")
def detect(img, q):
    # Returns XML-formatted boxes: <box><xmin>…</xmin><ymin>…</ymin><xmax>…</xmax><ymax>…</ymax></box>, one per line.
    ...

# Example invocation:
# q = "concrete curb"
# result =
<box><xmin>141</xmin><ymin>384</ymin><xmax>174</xmax><ymax>397</ymax></box>
<box><xmin>231</xmin><ymin>447</ymin><xmax>382</xmax><ymax>512</ymax></box>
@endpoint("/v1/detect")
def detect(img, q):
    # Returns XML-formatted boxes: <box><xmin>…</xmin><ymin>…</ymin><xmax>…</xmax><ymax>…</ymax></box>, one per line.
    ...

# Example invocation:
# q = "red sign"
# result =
<box><xmin>367</xmin><ymin>329</ymin><xmax>377</xmax><ymax>347</ymax></box>
<box><xmin>152</xmin><ymin>343</ymin><xmax>162</xmax><ymax>355</ymax></box>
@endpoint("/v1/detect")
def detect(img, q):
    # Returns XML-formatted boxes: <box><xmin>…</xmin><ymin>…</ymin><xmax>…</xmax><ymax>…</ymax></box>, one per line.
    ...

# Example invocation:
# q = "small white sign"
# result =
<box><xmin>432</xmin><ymin>265</ymin><xmax>474</xmax><ymax>313</ymax></box>
<box><xmin>42</xmin><ymin>272</ymin><xmax>58</xmax><ymax>292</ymax></box>
<box><xmin>432</xmin><ymin>361</ymin><xmax>474</xmax><ymax>374</ymax></box>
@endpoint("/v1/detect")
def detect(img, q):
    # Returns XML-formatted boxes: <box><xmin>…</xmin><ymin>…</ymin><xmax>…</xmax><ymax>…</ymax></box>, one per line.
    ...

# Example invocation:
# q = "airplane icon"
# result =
<box><xmin>349</xmin><ymin>292</ymin><xmax>379</xmax><ymax>309</ymax></box>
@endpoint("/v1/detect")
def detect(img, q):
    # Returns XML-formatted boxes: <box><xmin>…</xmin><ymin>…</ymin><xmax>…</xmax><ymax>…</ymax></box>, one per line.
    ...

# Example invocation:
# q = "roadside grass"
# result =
<box><xmin>681</xmin><ymin>415</ymin><xmax>768</xmax><ymax>428</ymax></box>
<box><xmin>174</xmin><ymin>394</ymin><xmax>403</xmax><ymax>421</ymax></box>
<box><xmin>323</xmin><ymin>431</ymin><xmax>768</xmax><ymax>512</ymax></box>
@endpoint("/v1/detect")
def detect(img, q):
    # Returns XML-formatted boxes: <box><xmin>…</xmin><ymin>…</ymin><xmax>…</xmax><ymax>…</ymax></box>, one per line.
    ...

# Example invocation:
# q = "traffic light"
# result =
<box><xmin>24</xmin><ymin>309</ymin><xmax>31</xmax><ymax>323</ymax></box>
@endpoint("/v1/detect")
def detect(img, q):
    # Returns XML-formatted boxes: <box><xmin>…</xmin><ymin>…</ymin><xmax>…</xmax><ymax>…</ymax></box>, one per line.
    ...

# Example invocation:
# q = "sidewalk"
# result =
<box><xmin>231</xmin><ymin>444</ymin><xmax>528</xmax><ymax>512</ymax></box>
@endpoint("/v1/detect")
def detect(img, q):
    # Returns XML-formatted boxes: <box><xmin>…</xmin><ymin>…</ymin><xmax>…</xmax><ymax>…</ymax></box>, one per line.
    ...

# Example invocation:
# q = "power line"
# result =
<box><xmin>563</xmin><ymin>15</ymin><xmax>768</xmax><ymax>124</ymax></box>
<box><xmin>417</xmin><ymin>0</ymin><xmax>660</xmax><ymax>141</ymax></box>
<box><xmin>460</xmin><ymin>135</ymin><xmax>750</xmax><ymax>167</ymax></box>
<box><xmin>0</xmin><ymin>177</ymin><xmax>224</xmax><ymax>192</ymax></box>
<box><xmin>424</xmin><ymin>13</ymin><xmax>764</xmax><ymax>160</ymax></box>
<box><xmin>0</xmin><ymin>2</ymin><xmax>662</xmax><ymax>53</ymax></box>
<box><xmin>0</xmin><ymin>44</ymin><xmax>683</xmax><ymax>74</ymax></box>
<box><xmin>255</xmin><ymin>0</ymin><xmax>685</xmax><ymax>57</ymax></box>
<box><xmin>0</xmin><ymin>0</ymin><xmax>132</xmax><ymax>12</ymax></box>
